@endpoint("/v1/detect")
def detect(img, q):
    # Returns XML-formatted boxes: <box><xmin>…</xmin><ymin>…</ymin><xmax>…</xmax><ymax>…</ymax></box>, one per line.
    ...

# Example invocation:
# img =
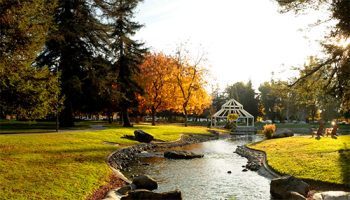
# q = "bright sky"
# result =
<box><xmin>133</xmin><ymin>0</ymin><xmax>331</xmax><ymax>92</ymax></box>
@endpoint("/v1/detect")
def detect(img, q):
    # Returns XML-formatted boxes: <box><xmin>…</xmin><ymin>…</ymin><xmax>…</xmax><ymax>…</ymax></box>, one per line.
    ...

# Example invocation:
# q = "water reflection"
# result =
<box><xmin>123</xmin><ymin>135</ymin><xmax>274</xmax><ymax>200</ymax></box>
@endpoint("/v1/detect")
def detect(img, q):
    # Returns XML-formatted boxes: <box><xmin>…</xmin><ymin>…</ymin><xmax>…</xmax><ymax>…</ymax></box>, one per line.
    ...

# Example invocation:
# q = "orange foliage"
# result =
<box><xmin>263</xmin><ymin>124</ymin><xmax>276</xmax><ymax>139</ymax></box>
<box><xmin>171</xmin><ymin>42</ymin><xmax>213</xmax><ymax>126</ymax></box>
<box><xmin>136</xmin><ymin>49</ymin><xmax>212</xmax><ymax>126</ymax></box>
<box><xmin>136</xmin><ymin>52</ymin><xmax>176</xmax><ymax>125</ymax></box>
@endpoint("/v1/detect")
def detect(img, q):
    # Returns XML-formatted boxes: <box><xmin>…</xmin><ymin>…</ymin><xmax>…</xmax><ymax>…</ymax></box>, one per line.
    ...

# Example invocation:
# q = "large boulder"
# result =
<box><xmin>132</xmin><ymin>175</ymin><xmax>158</xmax><ymax>190</ymax></box>
<box><xmin>270</xmin><ymin>175</ymin><xmax>309</xmax><ymax>199</ymax></box>
<box><xmin>273</xmin><ymin>128</ymin><xmax>294</xmax><ymax>138</ymax></box>
<box><xmin>164</xmin><ymin>150</ymin><xmax>204</xmax><ymax>159</ymax></box>
<box><xmin>121</xmin><ymin>189</ymin><xmax>183</xmax><ymax>200</ymax></box>
<box><xmin>118</xmin><ymin>185</ymin><xmax>132</xmax><ymax>195</ymax></box>
<box><xmin>134</xmin><ymin>130</ymin><xmax>154</xmax><ymax>143</ymax></box>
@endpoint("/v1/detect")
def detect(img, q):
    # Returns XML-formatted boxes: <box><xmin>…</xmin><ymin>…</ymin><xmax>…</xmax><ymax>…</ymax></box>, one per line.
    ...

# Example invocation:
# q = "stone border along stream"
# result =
<box><xmin>235</xmin><ymin>145</ymin><xmax>281</xmax><ymax>179</ymax></box>
<box><xmin>103</xmin><ymin>132</ymin><xmax>220</xmax><ymax>198</ymax></box>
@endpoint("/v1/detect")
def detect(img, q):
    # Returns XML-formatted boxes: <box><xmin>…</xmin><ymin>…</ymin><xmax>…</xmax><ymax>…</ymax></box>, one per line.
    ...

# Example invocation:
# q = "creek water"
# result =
<box><xmin>122</xmin><ymin>134</ymin><xmax>275</xmax><ymax>200</ymax></box>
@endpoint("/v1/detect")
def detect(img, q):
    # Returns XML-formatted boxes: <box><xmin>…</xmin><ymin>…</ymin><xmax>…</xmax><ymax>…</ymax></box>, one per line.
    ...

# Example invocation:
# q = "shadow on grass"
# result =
<box><xmin>302</xmin><ymin>179</ymin><xmax>350</xmax><ymax>192</ymax></box>
<box><xmin>339</xmin><ymin>142</ymin><xmax>350</xmax><ymax>187</ymax></box>
<box><xmin>120</xmin><ymin>136</ymin><xmax>137</xmax><ymax>142</ymax></box>
<box><xmin>25</xmin><ymin>146</ymin><xmax>119</xmax><ymax>164</ymax></box>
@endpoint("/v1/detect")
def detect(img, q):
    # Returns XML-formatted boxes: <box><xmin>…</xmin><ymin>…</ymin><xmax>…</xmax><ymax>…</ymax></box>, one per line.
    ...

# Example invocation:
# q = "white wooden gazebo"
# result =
<box><xmin>211</xmin><ymin>99</ymin><xmax>254</xmax><ymax>127</ymax></box>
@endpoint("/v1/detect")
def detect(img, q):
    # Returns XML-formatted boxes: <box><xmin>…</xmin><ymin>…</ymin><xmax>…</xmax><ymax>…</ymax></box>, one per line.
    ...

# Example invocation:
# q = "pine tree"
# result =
<box><xmin>36</xmin><ymin>0</ymin><xmax>111</xmax><ymax>127</ymax></box>
<box><xmin>109</xmin><ymin>0</ymin><xmax>148</xmax><ymax>127</ymax></box>
<box><xmin>244</xmin><ymin>79</ymin><xmax>259</xmax><ymax>119</ymax></box>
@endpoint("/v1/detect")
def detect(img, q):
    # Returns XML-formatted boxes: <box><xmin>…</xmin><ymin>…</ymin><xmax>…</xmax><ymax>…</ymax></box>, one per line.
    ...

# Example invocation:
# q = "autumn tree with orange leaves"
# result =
<box><xmin>136</xmin><ymin>52</ymin><xmax>174</xmax><ymax>125</ymax></box>
<box><xmin>137</xmin><ymin>47</ymin><xmax>212</xmax><ymax>127</ymax></box>
<box><xmin>173</xmin><ymin>42</ymin><xmax>212</xmax><ymax>127</ymax></box>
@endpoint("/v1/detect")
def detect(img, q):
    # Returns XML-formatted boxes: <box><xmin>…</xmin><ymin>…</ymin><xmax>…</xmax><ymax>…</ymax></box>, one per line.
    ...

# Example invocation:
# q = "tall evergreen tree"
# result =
<box><xmin>109</xmin><ymin>0</ymin><xmax>148</xmax><ymax>127</ymax></box>
<box><xmin>36</xmin><ymin>0</ymin><xmax>111</xmax><ymax>127</ymax></box>
<box><xmin>244</xmin><ymin>79</ymin><xmax>260</xmax><ymax>119</ymax></box>
<box><xmin>224</xmin><ymin>84</ymin><xmax>239</xmax><ymax>101</ymax></box>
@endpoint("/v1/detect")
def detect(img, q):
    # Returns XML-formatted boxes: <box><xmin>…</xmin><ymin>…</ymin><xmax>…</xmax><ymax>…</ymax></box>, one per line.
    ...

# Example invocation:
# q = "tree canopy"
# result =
<box><xmin>276</xmin><ymin>0</ymin><xmax>350</xmax><ymax>111</ymax></box>
<box><xmin>0</xmin><ymin>0</ymin><xmax>63</xmax><ymax>119</ymax></box>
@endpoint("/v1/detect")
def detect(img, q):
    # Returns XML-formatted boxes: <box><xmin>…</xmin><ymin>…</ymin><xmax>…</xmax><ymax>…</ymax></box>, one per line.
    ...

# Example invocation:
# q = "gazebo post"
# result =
<box><xmin>246</xmin><ymin>118</ymin><xmax>248</xmax><ymax>126</ymax></box>
<box><xmin>253</xmin><ymin>117</ymin><xmax>254</xmax><ymax>127</ymax></box>
<box><xmin>214</xmin><ymin>117</ymin><xmax>217</xmax><ymax>126</ymax></box>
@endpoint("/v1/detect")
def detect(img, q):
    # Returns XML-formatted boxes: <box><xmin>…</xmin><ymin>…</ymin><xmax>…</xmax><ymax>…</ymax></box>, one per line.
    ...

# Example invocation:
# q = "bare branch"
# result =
<box><xmin>288</xmin><ymin>58</ymin><xmax>336</xmax><ymax>87</ymax></box>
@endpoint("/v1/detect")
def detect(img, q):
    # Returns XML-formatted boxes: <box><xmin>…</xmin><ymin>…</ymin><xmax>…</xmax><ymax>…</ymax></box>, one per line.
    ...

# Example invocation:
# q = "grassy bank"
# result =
<box><xmin>248</xmin><ymin>135</ymin><xmax>350</xmax><ymax>187</ymax></box>
<box><xmin>254</xmin><ymin>122</ymin><xmax>350</xmax><ymax>130</ymax></box>
<box><xmin>0</xmin><ymin>124</ymin><xmax>210</xmax><ymax>199</ymax></box>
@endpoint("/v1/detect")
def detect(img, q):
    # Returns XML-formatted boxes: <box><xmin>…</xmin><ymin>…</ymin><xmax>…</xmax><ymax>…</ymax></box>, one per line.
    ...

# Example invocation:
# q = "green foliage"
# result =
<box><xmin>258</xmin><ymin>82</ymin><xmax>275</xmax><ymax>120</ymax></box>
<box><xmin>35</xmin><ymin>0</ymin><xmax>146</xmax><ymax>126</ymax></box>
<box><xmin>0</xmin><ymin>0</ymin><xmax>63</xmax><ymax>119</ymax></box>
<box><xmin>223</xmin><ymin>80</ymin><xmax>261</xmax><ymax>119</ymax></box>
<box><xmin>230</xmin><ymin>123</ymin><xmax>237</xmax><ymax>132</ymax></box>
<box><xmin>248</xmin><ymin>136</ymin><xmax>350</xmax><ymax>186</ymax></box>
<box><xmin>1</xmin><ymin>66</ymin><xmax>64</xmax><ymax>119</ymax></box>
<box><xmin>0</xmin><ymin>0</ymin><xmax>57</xmax><ymax>65</ymax></box>
<box><xmin>224</xmin><ymin>122</ymin><xmax>232</xmax><ymax>129</ymax></box>
<box><xmin>276</xmin><ymin>1</ymin><xmax>350</xmax><ymax>111</ymax></box>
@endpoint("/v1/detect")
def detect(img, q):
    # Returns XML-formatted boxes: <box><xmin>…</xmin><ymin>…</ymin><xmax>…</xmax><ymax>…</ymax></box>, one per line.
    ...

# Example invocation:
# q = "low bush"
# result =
<box><xmin>224</xmin><ymin>122</ymin><xmax>232</xmax><ymax>129</ymax></box>
<box><xmin>263</xmin><ymin>124</ymin><xmax>276</xmax><ymax>139</ymax></box>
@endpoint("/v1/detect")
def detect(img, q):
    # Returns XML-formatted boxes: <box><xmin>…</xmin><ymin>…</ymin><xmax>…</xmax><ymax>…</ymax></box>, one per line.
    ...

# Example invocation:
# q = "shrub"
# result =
<box><xmin>224</xmin><ymin>122</ymin><xmax>232</xmax><ymax>129</ymax></box>
<box><xmin>263</xmin><ymin>124</ymin><xmax>276</xmax><ymax>139</ymax></box>
<box><xmin>231</xmin><ymin>123</ymin><xmax>237</xmax><ymax>132</ymax></box>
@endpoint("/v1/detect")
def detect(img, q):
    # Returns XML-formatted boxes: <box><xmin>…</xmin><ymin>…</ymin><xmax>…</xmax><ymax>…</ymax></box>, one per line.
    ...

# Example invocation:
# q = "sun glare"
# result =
<box><xmin>334</xmin><ymin>38</ymin><xmax>350</xmax><ymax>48</ymax></box>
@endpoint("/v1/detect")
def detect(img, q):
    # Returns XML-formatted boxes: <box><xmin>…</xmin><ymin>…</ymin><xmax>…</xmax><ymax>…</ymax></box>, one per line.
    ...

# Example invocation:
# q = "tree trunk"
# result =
<box><xmin>184</xmin><ymin>106</ymin><xmax>188</xmax><ymax>127</ymax></box>
<box><xmin>108</xmin><ymin>110</ymin><xmax>112</xmax><ymax>124</ymax></box>
<box><xmin>122</xmin><ymin>107</ymin><xmax>132</xmax><ymax>127</ymax></box>
<box><xmin>0</xmin><ymin>111</ymin><xmax>5</xmax><ymax>119</ymax></box>
<box><xmin>59</xmin><ymin>98</ymin><xmax>75</xmax><ymax>127</ymax></box>
<box><xmin>96</xmin><ymin>114</ymin><xmax>99</xmax><ymax>121</ymax></box>
<box><xmin>151</xmin><ymin>106</ymin><xmax>156</xmax><ymax>126</ymax></box>
<box><xmin>119</xmin><ymin>111</ymin><xmax>123</xmax><ymax>124</ymax></box>
<box><xmin>134</xmin><ymin>110</ymin><xmax>139</xmax><ymax>123</ymax></box>
<box><xmin>169</xmin><ymin>109</ymin><xmax>173</xmax><ymax>123</ymax></box>
<box><xmin>311</xmin><ymin>106</ymin><xmax>316</xmax><ymax>122</ymax></box>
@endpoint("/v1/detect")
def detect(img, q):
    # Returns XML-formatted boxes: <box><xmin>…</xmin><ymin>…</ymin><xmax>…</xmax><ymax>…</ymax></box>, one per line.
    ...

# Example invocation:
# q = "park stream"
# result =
<box><xmin>121</xmin><ymin>134</ymin><xmax>274</xmax><ymax>200</ymax></box>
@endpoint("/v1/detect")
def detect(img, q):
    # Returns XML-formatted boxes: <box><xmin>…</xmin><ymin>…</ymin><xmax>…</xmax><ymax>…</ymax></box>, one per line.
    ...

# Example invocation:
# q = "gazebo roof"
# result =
<box><xmin>212</xmin><ymin>99</ymin><xmax>254</xmax><ymax>119</ymax></box>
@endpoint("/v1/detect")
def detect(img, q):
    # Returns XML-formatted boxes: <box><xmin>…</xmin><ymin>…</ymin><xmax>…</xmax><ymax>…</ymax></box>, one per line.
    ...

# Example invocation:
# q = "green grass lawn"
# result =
<box><xmin>247</xmin><ymin>135</ymin><xmax>350</xmax><ymax>186</ymax></box>
<box><xmin>0</xmin><ymin>124</ymin><xmax>210</xmax><ymax>199</ymax></box>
